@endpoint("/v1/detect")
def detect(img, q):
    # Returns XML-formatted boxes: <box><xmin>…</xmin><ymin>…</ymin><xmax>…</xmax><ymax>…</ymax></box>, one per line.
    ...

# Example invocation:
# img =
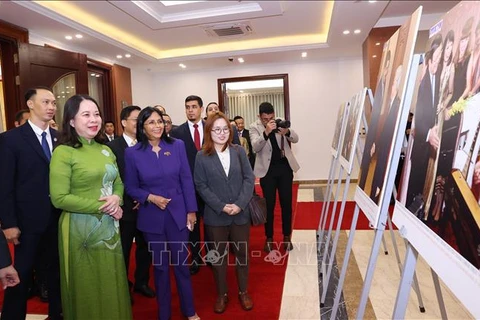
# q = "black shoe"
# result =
<box><xmin>39</xmin><ymin>283</ymin><xmax>49</xmax><ymax>303</ymax></box>
<box><xmin>133</xmin><ymin>284</ymin><xmax>156</xmax><ymax>298</ymax></box>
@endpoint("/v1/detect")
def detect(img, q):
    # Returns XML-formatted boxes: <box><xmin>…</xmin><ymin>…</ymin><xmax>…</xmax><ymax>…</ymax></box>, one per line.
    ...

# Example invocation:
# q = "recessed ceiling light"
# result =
<box><xmin>90</xmin><ymin>73</ymin><xmax>96</xmax><ymax>76</ymax></box>
<box><xmin>96</xmin><ymin>75</ymin><xmax>100</xmax><ymax>77</ymax></box>
<box><xmin>116</xmin><ymin>55</ymin><xmax>123</xmax><ymax>59</ymax></box>
<box><xmin>369</xmin><ymin>0</ymin><xmax>377</xmax><ymax>3</ymax></box>
<box><xmin>75</xmin><ymin>34</ymin><xmax>83</xmax><ymax>39</ymax></box>
<box><xmin>240</xmin><ymin>90</ymin><xmax>244</xmax><ymax>93</ymax></box>
<box><xmin>179</xmin><ymin>63</ymin><xmax>186</xmax><ymax>69</ymax></box>
<box><xmin>301</xmin><ymin>52</ymin><xmax>307</xmax><ymax>58</ymax></box>
<box><xmin>354</xmin><ymin>29</ymin><xmax>361</xmax><ymax>34</ymax></box>
<box><xmin>238</xmin><ymin>58</ymin><xmax>245</xmax><ymax>63</ymax></box>
<box><xmin>375</xmin><ymin>42</ymin><xmax>381</xmax><ymax>46</ymax></box>
<box><xmin>125</xmin><ymin>54</ymin><xmax>131</xmax><ymax>58</ymax></box>
<box><xmin>343</xmin><ymin>30</ymin><xmax>350</xmax><ymax>35</ymax></box>
<box><xmin>372</xmin><ymin>55</ymin><xmax>377</xmax><ymax>58</ymax></box>
<box><xmin>65</xmin><ymin>35</ymin><xmax>72</xmax><ymax>40</ymax></box>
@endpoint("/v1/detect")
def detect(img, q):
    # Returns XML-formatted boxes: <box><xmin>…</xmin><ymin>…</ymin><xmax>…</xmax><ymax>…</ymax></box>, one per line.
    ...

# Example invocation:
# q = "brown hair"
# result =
<box><xmin>202</xmin><ymin>111</ymin><xmax>233</xmax><ymax>156</ymax></box>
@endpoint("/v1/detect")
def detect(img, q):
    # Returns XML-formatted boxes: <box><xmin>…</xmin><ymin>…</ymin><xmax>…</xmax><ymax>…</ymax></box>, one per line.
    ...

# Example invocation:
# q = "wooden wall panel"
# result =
<box><xmin>112</xmin><ymin>64</ymin><xmax>132</xmax><ymax>133</ymax></box>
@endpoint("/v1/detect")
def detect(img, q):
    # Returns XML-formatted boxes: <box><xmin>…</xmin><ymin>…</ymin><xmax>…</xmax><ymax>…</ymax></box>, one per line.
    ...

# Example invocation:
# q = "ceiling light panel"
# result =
<box><xmin>160</xmin><ymin>1</ymin><xmax>204</xmax><ymax>7</ymax></box>
<box><xmin>133</xmin><ymin>1</ymin><xmax>262</xmax><ymax>23</ymax></box>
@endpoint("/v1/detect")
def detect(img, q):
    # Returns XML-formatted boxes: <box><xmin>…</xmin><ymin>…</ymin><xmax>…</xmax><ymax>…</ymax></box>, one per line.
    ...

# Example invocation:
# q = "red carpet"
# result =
<box><xmin>294</xmin><ymin>201</ymin><xmax>393</xmax><ymax>230</ymax></box>
<box><xmin>1</xmin><ymin>184</ymin><xmax>299</xmax><ymax>319</ymax></box>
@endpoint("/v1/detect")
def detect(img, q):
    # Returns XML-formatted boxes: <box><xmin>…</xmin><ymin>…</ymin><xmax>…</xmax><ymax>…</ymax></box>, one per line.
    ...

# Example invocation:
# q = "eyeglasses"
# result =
<box><xmin>164</xmin><ymin>120</ymin><xmax>172</xmax><ymax>125</ymax></box>
<box><xmin>145</xmin><ymin>119</ymin><xmax>164</xmax><ymax>127</ymax></box>
<box><xmin>211</xmin><ymin>127</ymin><xmax>230</xmax><ymax>134</ymax></box>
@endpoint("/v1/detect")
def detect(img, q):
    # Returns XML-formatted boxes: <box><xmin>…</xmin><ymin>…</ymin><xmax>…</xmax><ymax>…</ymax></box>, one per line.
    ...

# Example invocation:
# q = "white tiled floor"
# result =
<box><xmin>286</xmin><ymin>182</ymin><xmax>474</xmax><ymax>320</ymax></box>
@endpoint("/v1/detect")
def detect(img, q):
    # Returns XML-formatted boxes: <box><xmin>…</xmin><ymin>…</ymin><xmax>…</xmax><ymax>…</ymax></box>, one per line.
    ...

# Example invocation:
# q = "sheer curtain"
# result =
<box><xmin>227</xmin><ymin>89</ymin><xmax>284</xmax><ymax>127</ymax></box>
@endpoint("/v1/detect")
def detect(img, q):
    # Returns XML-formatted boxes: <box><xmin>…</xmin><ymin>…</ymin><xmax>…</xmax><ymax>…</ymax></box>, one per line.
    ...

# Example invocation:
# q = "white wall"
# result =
<box><xmin>131</xmin><ymin>69</ymin><xmax>155</xmax><ymax>108</ymax></box>
<box><xmin>131</xmin><ymin>58</ymin><xmax>364</xmax><ymax>181</ymax></box>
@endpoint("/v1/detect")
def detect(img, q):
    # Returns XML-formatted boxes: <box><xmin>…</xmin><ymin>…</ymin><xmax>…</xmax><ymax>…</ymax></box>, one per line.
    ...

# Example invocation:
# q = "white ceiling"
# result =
<box><xmin>0</xmin><ymin>0</ymin><xmax>459</xmax><ymax>73</ymax></box>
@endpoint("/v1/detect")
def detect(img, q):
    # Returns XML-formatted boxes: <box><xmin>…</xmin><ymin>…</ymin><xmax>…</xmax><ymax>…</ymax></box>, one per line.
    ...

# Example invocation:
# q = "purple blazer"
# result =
<box><xmin>124</xmin><ymin>138</ymin><xmax>198</xmax><ymax>234</ymax></box>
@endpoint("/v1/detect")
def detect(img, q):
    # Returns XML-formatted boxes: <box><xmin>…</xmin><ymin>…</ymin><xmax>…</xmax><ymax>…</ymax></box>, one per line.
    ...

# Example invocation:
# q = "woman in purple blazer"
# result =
<box><xmin>124</xmin><ymin>107</ymin><xmax>200</xmax><ymax>320</ymax></box>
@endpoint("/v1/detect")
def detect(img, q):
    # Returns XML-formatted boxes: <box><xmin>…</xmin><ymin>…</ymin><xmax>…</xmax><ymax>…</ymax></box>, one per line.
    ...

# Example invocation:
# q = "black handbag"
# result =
<box><xmin>249</xmin><ymin>193</ymin><xmax>267</xmax><ymax>226</ymax></box>
<box><xmin>235</xmin><ymin>146</ymin><xmax>267</xmax><ymax>225</ymax></box>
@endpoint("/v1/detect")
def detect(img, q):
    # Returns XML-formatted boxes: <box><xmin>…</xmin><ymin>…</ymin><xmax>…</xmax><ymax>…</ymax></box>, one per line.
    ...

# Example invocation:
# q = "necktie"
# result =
<box><xmin>130</xmin><ymin>139</ymin><xmax>137</xmax><ymax>147</ymax></box>
<box><xmin>41</xmin><ymin>131</ymin><xmax>51</xmax><ymax>161</ymax></box>
<box><xmin>193</xmin><ymin>124</ymin><xmax>201</xmax><ymax>151</ymax></box>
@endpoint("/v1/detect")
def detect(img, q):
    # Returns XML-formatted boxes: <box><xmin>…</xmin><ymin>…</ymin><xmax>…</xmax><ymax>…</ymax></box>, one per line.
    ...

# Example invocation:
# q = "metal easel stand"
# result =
<box><xmin>319</xmin><ymin>165</ymin><xmax>344</xmax><ymax>277</ymax></box>
<box><xmin>388</xmin><ymin>187</ymin><xmax>426</xmax><ymax>312</ymax></box>
<box><xmin>317</xmin><ymin>153</ymin><xmax>340</xmax><ymax>256</ymax></box>
<box><xmin>320</xmin><ymin>142</ymin><xmax>361</xmax><ymax>306</ymax></box>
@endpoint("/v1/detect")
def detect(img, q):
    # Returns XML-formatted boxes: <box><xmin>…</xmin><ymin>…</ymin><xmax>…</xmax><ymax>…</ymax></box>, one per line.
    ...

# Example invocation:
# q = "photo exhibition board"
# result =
<box><xmin>393</xmin><ymin>2</ymin><xmax>480</xmax><ymax>316</ymax></box>
<box><xmin>340</xmin><ymin>87</ymin><xmax>367</xmax><ymax>174</ymax></box>
<box><xmin>330</xmin><ymin>101</ymin><xmax>350</xmax><ymax>158</ymax></box>
<box><xmin>355</xmin><ymin>7</ymin><xmax>422</xmax><ymax>228</ymax></box>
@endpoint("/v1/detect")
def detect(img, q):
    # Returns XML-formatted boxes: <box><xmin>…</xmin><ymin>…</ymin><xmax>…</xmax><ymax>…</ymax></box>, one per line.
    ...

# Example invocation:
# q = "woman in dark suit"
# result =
<box><xmin>124</xmin><ymin>107</ymin><xmax>200</xmax><ymax>320</ymax></box>
<box><xmin>194</xmin><ymin>112</ymin><xmax>255</xmax><ymax>314</ymax></box>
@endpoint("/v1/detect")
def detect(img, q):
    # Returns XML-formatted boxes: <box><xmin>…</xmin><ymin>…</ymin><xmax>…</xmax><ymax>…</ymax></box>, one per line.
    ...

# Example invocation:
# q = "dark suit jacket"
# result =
<box><xmin>407</xmin><ymin>71</ymin><xmax>440</xmax><ymax>206</ymax></box>
<box><xmin>0</xmin><ymin>231</ymin><xmax>12</xmax><ymax>269</ymax></box>
<box><xmin>0</xmin><ymin>123</ymin><xmax>59</xmax><ymax>233</ymax></box>
<box><xmin>370</xmin><ymin>96</ymin><xmax>401</xmax><ymax>202</ymax></box>
<box><xmin>124</xmin><ymin>139</ymin><xmax>198</xmax><ymax>233</ymax></box>
<box><xmin>170</xmin><ymin>121</ymin><xmax>204</xmax><ymax>175</ymax></box>
<box><xmin>108</xmin><ymin>136</ymin><xmax>137</xmax><ymax>222</ymax></box>
<box><xmin>194</xmin><ymin>145</ymin><xmax>254</xmax><ymax>226</ymax></box>
<box><xmin>412</xmin><ymin>71</ymin><xmax>440</xmax><ymax>158</ymax></box>
<box><xmin>360</xmin><ymin>79</ymin><xmax>385</xmax><ymax>188</ymax></box>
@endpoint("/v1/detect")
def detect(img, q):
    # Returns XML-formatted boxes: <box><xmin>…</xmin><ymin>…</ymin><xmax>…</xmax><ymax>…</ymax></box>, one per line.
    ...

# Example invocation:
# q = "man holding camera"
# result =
<box><xmin>250</xmin><ymin>102</ymin><xmax>299</xmax><ymax>252</ymax></box>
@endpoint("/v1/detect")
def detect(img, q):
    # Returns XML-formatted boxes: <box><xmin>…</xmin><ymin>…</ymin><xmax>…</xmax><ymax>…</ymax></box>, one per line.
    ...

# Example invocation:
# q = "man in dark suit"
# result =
<box><xmin>370</xmin><ymin>64</ymin><xmax>403</xmax><ymax>203</ymax></box>
<box><xmin>0</xmin><ymin>86</ymin><xmax>62</xmax><ymax>319</ymax></box>
<box><xmin>170</xmin><ymin>95</ymin><xmax>205</xmax><ymax>275</ymax></box>
<box><xmin>104</xmin><ymin>121</ymin><xmax>119</xmax><ymax>142</ymax></box>
<box><xmin>359</xmin><ymin>50</ymin><xmax>391</xmax><ymax>190</ymax></box>
<box><xmin>407</xmin><ymin>34</ymin><xmax>443</xmax><ymax>210</ymax></box>
<box><xmin>0</xmin><ymin>231</ymin><xmax>20</xmax><ymax>290</ymax></box>
<box><xmin>108</xmin><ymin>105</ymin><xmax>155</xmax><ymax>301</ymax></box>
<box><xmin>234</xmin><ymin>115</ymin><xmax>255</xmax><ymax>168</ymax></box>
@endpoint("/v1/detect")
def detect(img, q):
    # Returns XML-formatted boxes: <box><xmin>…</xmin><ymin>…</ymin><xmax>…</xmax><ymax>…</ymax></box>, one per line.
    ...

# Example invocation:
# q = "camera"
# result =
<box><xmin>275</xmin><ymin>118</ymin><xmax>291</xmax><ymax>129</ymax></box>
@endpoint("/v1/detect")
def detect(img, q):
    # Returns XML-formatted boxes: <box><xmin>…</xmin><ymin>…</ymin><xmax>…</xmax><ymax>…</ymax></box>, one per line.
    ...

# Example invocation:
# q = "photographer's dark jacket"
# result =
<box><xmin>249</xmin><ymin>119</ymin><xmax>299</xmax><ymax>178</ymax></box>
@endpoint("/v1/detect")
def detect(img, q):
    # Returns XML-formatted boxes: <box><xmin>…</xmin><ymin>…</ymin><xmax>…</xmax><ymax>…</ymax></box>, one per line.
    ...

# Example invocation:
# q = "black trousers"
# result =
<box><xmin>1</xmin><ymin>222</ymin><xmax>62</xmax><ymax>320</ymax></box>
<box><xmin>205</xmin><ymin>223</ymin><xmax>250</xmax><ymax>295</ymax></box>
<box><xmin>260</xmin><ymin>162</ymin><xmax>294</xmax><ymax>238</ymax></box>
<box><xmin>189</xmin><ymin>194</ymin><xmax>206</xmax><ymax>263</ymax></box>
<box><xmin>119</xmin><ymin>219</ymin><xmax>151</xmax><ymax>287</ymax></box>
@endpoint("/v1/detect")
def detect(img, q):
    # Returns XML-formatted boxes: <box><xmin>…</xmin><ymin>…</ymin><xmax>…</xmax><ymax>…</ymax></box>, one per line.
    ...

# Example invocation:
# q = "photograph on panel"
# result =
<box><xmin>331</xmin><ymin>101</ymin><xmax>349</xmax><ymax>157</ymax></box>
<box><xmin>358</xmin><ymin>9</ymin><xmax>419</xmax><ymax>211</ymax></box>
<box><xmin>398</xmin><ymin>1</ymin><xmax>480</xmax><ymax>269</ymax></box>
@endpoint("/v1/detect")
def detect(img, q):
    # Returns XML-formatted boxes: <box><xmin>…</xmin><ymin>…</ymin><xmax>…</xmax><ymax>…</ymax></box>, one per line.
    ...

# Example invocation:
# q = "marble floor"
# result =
<box><xmin>279</xmin><ymin>182</ymin><xmax>473</xmax><ymax>320</ymax></box>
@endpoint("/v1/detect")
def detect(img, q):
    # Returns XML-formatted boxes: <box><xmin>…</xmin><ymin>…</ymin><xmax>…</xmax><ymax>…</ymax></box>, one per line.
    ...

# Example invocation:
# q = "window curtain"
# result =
<box><xmin>227</xmin><ymin>89</ymin><xmax>284</xmax><ymax>127</ymax></box>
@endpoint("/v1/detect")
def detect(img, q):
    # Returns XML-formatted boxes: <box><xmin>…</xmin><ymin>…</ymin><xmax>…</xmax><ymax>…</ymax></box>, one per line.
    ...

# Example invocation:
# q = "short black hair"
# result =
<box><xmin>105</xmin><ymin>121</ymin><xmax>115</xmax><ymax>126</ymax></box>
<box><xmin>185</xmin><ymin>95</ymin><xmax>203</xmax><ymax>107</ymax></box>
<box><xmin>15</xmin><ymin>109</ymin><xmax>30</xmax><ymax>123</ymax></box>
<box><xmin>120</xmin><ymin>105</ymin><xmax>141</xmax><ymax>128</ymax></box>
<box><xmin>233</xmin><ymin>116</ymin><xmax>243</xmax><ymax>121</ymax></box>
<box><xmin>24</xmin><ymin>86</ymin><xmax>53</xmax><ymax>104</ymax></box>
<box><xmin>135</xmin><ymin>107</ymin><xmax>173</xmax><ymax>148</ymax></box>
<box><xmin>259</xmin><ymin>102</ymin><xmax>274</xmax><ymax>115</ymax></box>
